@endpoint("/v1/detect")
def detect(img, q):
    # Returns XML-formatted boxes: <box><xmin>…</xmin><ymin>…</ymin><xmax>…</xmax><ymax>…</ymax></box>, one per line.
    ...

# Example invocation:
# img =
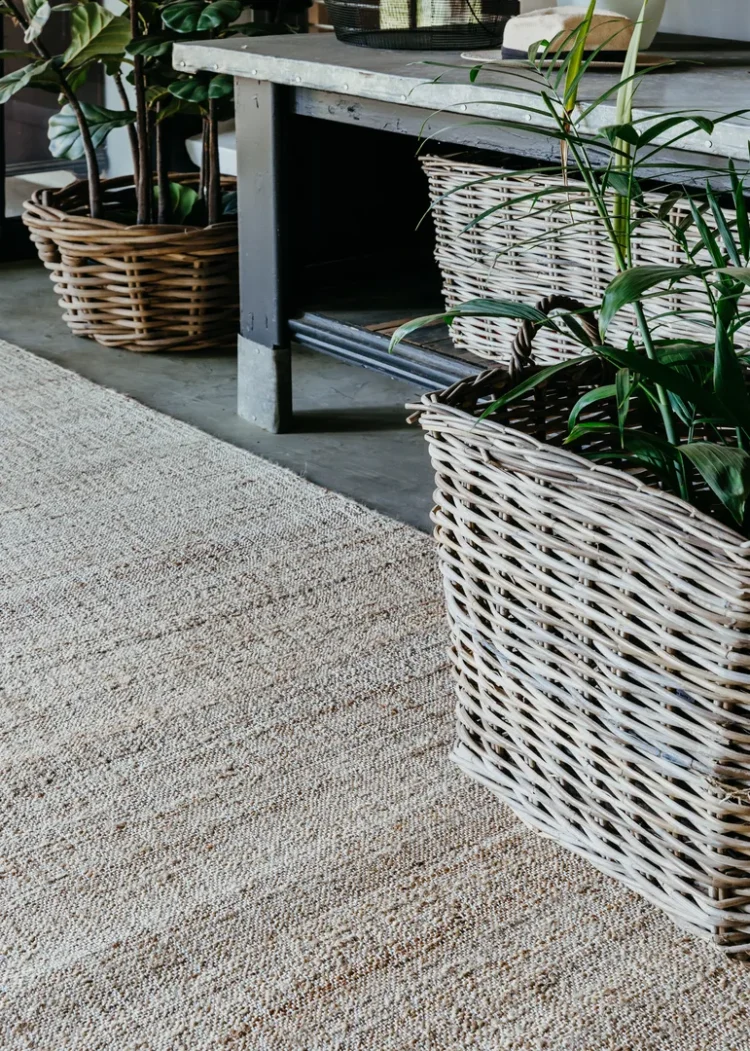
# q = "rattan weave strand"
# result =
<box><xmin>415</xmin><ymin>305</ymin><xmax>750</xmax><ymax>961</ymax></box>
<box><xmin>22</xmin><ymin>174</ymin><xmax>238</xmax><ymax>353</ymax></box>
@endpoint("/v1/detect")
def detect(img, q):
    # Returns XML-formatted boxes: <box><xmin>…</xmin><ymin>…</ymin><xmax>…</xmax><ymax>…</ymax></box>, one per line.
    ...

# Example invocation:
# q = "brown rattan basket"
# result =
<box><xmin>22</xmin><ymin>174</ymin><xmax>238</xmax><ymax>353</ymax></box>
<box><xmin>421</xmin><ymin>154</ymin><xmax>750</xmax><ymax>366</ymax></box>
<box><xmin>414</xmin><ymin>297</ymin><xmax>750</xmax><ymax>962</ymax></box>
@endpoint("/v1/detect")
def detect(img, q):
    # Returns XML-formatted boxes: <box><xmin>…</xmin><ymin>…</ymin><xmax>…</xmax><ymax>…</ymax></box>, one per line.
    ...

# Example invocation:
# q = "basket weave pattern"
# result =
<box><xmin>22</xmin><ymin>175</ymin><xmax>239</xmax><ymax>353</ymax></box>
<box><xmin>417</xmin><ymin>355</ymin><xmax>750</xmax><ymax>960</ymax></box>
<box><xmin>422</xmin><ymin>155</ymin><xmax>749</xmax><ymax>365</ymax></box>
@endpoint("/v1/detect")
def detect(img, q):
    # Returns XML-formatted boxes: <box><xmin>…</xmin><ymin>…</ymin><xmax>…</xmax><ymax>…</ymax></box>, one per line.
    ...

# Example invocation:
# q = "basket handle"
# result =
<box><xmin>421</xmin><ymin>295</ymin><xmax>599</xmax><ymax>415</ymax></box>
<box><xmin>510</xmin><ymin>295</ymin><xmax>599</xmax><ymax>379</ymax></box>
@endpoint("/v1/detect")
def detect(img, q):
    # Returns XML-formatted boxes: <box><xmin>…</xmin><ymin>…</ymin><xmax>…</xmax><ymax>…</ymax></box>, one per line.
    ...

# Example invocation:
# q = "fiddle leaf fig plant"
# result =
<box><xmin>0</xmin><ymin>0</ymin><xmax>301</xmax><ymax>223</ymax></box>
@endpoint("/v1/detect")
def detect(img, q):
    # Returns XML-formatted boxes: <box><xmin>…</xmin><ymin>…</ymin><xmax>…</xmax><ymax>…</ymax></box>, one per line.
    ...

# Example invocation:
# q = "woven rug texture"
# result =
<box><xmin>1</xmin><ymin>340</ymin><xmax>749</xmax><ymax>1050</ymax></box>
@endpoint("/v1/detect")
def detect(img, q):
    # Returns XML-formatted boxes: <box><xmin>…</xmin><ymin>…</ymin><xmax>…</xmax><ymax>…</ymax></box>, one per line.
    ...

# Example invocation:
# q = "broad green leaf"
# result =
<box><xmin>713</xmin><ymin>318</ymin><xmax>750</xmax><ymax>427</ymax></box>
<box><xmin>596</xmin><ymin>344</ymin><xmax>748</xmax><ymax>434</ymax></box>
<box><xmin>126</xmin><ymin>34</ymin><xmax>174</xmax><ymax>58</ymax></box>
<box><xmin>48</xmin><ymin>102</ymin><xmax>134</xmax><ymax>160</ymax></box>
<box><xmin>162</xmin><ymin>0</ymin><xmax>203</xmax><ymax>32</ymax></box>
<box><xmin>622</xmin><ymin>431</ymin><xmax>679</xmax><ymax>482</ymax></box>
<box><xmin>207</xmin><ymin>72</ymin><xmax>233</xmax><ymax>100</ymax></box>
<box><xmin>568</xmin><ymin>384</ymin><xmax>616</xmax><ymax>430</ymax></box>
<box><xmin>22</xmin><ymin>0</ymin><xmax>50</xmax><ymax>43</ymax></box>
<box><xmin>145</xmin><ymin>83</ymin><xmax>170</xmax><ymax>107</ymax></box>
<box><xmin>63</xmin><ymin>4</ymin><xmax>131</xmax><ymax>68</ymax></box>
<box><xmin>681</xmin><ymin>443</ymin><xmax>750</xmax><ymax>524</ymax></box>
<box><xmin>168</xmin><ymin>78</ymin><xmax>209</xmax><ymax>103</ymax></box>
<box><xmin>482</xmin><ymin>356</ymin><xmax>596</xmax><ymax>417</ymax></box>
<box><xmin>196</xmin><ymin>0</ymin><xmax>240</xmax><ymax>30</ymax></box>
<box><xmin>153</xmin><ymin>181</ymin><xmax>199</xmax><ymax>223</ymax></box>
<box><xmin>600</xmin><ymin>265</ymin><xmax>705</xmax><ymax>336</ymax></box>
<box><xmin>0</xmin><ymin>59</ymin><xmax>50</xmax><ymax>105</ymax></box>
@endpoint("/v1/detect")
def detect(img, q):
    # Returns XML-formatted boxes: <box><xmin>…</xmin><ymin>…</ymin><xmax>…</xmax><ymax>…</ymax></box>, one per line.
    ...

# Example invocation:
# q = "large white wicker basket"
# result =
<box><xmin>422</xmin><ymin>154</ymin><xmax>750</xmax><ymax>365</ymax></box>
<box><xmin>415</xmin><ymin>299</ymin><xmax>750</xmax><ymax>961</ymax></box>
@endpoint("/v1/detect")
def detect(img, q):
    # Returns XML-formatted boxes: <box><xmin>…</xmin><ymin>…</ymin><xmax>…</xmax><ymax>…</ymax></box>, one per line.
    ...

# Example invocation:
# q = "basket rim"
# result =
<box><xmin>412</xmin><ymin>391</ymin><xmax>750</xmax><ymax>552</ymax></box>
<box><xmin>23</xmin><ymin>172</ymin><xmax>237</xmax><ymax>237</ymax></box>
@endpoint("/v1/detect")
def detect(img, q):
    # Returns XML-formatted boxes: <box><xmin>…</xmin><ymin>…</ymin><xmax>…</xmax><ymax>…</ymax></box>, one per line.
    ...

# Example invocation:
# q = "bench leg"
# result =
<box><xmin>235</xmin><ymin>77</ymin><xmax>293</xmax><ymax>433</ymax></box>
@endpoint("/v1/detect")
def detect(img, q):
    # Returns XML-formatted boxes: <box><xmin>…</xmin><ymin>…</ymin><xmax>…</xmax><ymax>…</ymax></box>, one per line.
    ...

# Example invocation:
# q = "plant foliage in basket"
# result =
<box><xmin>395</xmin><ymin>0</ymin><xmax>750</xmax><ymax>536</ymax></box>
<box><xmin>0</xmin><ymin>0</ymin><xmax>303</xmax><ymax>224</ymax></box>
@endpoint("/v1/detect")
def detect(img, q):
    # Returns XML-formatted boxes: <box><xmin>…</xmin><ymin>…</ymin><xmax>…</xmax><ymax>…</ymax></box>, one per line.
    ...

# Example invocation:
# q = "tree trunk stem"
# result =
<box><xmin>207</xmin><ymin>100</ymin><xmax>221</xmax><ymax>226</ymax></box>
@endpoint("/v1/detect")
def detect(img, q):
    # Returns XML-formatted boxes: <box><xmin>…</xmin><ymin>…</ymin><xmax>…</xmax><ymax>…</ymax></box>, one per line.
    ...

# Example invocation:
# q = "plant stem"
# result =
<box><xmin>4</xmin><ymin>0</ymin><xmax>102</xmax><ymax>217</ymax></box>
<box><xmin>199</xmin><ymin>118</ymin><xmax>209</xmax><ymax>202</ymax></box>
<box><xmin>207</xmin><ymin>99</ymin><xmax>221</xmax><ymax>226</ymax></box>
<box><xmin>130</xmin><ymin>0</ymin><xmax>152</xmax><ymax>224</ymax></box>
<box><xmin>155</xmin><ymin>101</ymin><xmax>169</xmax><ymax>224</ymax></box>
<box><xmin>114</xmin><ymin>70</ymin><xmax>140</xmax><ymax>186</ymax></box>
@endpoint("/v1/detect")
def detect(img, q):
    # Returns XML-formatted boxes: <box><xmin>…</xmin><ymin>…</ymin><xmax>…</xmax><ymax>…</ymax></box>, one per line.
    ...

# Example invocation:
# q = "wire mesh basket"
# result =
<box><xmin>327</xmin><ymin>0</ymin><xmax>518</xmax><ymax>49</ymax></box>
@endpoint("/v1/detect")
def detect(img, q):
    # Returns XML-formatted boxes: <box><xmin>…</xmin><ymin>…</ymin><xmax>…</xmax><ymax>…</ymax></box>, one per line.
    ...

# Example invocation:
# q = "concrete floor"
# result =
<box><xmin>0</xmin><ymin>260</ymin><xmax>435</xmax><ymax>531</ymax></box>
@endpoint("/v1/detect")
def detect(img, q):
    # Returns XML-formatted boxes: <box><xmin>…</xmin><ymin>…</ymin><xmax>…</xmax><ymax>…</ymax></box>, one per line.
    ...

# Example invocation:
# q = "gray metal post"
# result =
<box><xmin>234</xmin><ymin>77</ymin><xmax>293</xmax><ymax>434</ymax></box>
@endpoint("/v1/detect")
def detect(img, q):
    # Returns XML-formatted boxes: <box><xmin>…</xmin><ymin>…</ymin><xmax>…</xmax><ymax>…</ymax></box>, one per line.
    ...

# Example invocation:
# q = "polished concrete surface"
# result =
<box><xmin>0</xmin><ymin>260</ymin><xmax>435</xmax><ymax>531</ymax></box>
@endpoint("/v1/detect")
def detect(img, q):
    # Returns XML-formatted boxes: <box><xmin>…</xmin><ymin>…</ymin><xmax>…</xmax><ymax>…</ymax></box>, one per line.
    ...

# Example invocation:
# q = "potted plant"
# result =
<box><xmin>0</xmin><ymin>0</ymin><xmax>293</xmax><ymax>351</ymax></box>
<box><xmin>397</xmin><ymin>2</ymin><xmax>750</xmax><ymax>960</ymax></box>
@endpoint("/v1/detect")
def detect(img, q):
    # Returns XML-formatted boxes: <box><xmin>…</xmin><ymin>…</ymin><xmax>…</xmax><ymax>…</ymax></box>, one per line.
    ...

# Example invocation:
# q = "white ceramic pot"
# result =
<box><xmin>556</xmin><ymin>0</ymin><xmax>667</xmax><ymax>49</ymax></box>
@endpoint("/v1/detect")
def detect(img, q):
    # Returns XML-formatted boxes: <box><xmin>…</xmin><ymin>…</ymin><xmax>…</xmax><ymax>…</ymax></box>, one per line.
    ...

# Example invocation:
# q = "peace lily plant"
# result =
<box><xmin>0</xmin><ymin>0</ymin><xmax>294</xmax><ymax>224</ymax></box>
<box><xmin>396</xmin><ymin>0</ymin><xmax>750</xmax><ymax>536</ymax></box>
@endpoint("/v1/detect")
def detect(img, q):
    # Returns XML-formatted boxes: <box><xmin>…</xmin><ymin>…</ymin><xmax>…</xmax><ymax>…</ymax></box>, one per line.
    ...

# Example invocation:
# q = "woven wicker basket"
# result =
<box><xmin>22</xmin><ymin>174</ymin><xmax>239</xmax><ymax>353</ymax></box>
<box><xmin>422</xmin><ymin>154</ymin><xmax>750</xmax><ymax>366</ymax></box>
<box><xmin>414</xmin><ymin>297</ymin><xmax>750</xmax><ymax>961</ymax></box>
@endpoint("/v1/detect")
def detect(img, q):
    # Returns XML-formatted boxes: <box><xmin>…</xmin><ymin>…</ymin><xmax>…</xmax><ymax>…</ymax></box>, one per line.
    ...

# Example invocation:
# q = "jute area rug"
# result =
<box><xmin>1</xmin><ymin>339</ymin><xmax>749</xmax><ymax>1051</ymax></box>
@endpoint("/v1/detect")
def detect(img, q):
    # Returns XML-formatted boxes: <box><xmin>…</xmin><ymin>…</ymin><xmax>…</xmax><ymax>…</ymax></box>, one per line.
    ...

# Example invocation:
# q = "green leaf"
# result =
<box><xmin>565</xmin><ymin>420</ymin><xmax>618</xmax><ymax>445</ymax></box>
<box><xmin>482</xmin><ymin>356</ymin><xmax>596</xmax><ymax>417</ymax></box>
<box><xmin>48</xmin><ymin>102</ymin><xmax>134</xmax><ymax>160</ymax></box>
<box><xmin>145</xmin><ymin>83</ymin><xmax>170</xmax><ymax>107</ymax></box>
<box><xmin>600</xmin><ymin>265</ymin><xmax>705</xmax><ymax>337</ymax></box>
<box><xmin>604</xmin><ymin>123</ymin><xmax>639</xmax><ymax>146</ymax></box>
<box><xmin>22</xmin><ymin>0</ymin><xmax>50</xmax><ymax>42</ymax></box>
<box><xmin>153</xmin><ymin>181</ymin><xmax>199</xmax><ymax>223</ymax></box>
<box><xmin>705</xmin><ymin>184</ymin><xmax>741</xmax><ymax>266</ymax></box>
<box><xmin>0</xmin><ymin>59</ymin><xmax>50</xmax><ymax>104</ymax></box>
<box><xmin>637</xmin><ymin>115</ymin><xmax>714</xmax><ymax>147</ymax></box>
<box><xmin>196</xmin><ymin>0</ymin><xmax>240</xmax><ymax>30</ymax></box>
<box><xmin>207</xmin><ymin>72</ymin><xmax>233</xmax><ymax>100</ymax></box>
<box><xmin>126</xmin><ymin>34</ymin><xmax>174</xmax><ymax>58</ymax></box>
<box><xmin>162</xmin><ymin>0</ymin><xmax>203</xmax><ymax>32</ymax></box>
<box><xmin>568</xmin><ymin>384</ymin><xmax>616</xmax><ymax>431</ymax></box>
<box><xmin>622</xmin><ymin>431</ymin><xmax>679</xmax><ymax>482</ymax></box>
<box><xmin>390</xmin><ymin>299</ymin><xmax>554</xmax><ymax>352</ymax></box>
<box><xmin>681</xmin><ymin>443</ymin><xmax>750</xmax><ymax>524</ymax></box>
<box><xmin>0</xmin><ymin>49</ymin><xmax>37</xmax><ymax>59</ymax></box>
<box><xmin>687</xmin><ymin>194</ymin><xmax>725</xmax><ymax>267</ymax></box>
<box><xmin>63</xmin><ymin>3</ymin><xmax>131</xmax><ymax>68</ymax></box>
<box><xmin>615</xmin><ymin>368</ymin><xmax>635</xmax><ymax>443</ymax></box>
<box><xmin>596</xmin><ymin>344</ymin><xmax>748</xmax><ymax>435</ymax></box>
<box><xmin>730</xmin><ymin>162</ymin><xmax>750</xmax><ymax>261</ymax></box>
<box><xmin>563</xmin><ymin>0</ymin><xmax>596</xmax><ymax>111</ymax></box>
<box><xmin>713</xmin><ymin>317</ymin><xmax>750</xmax><ymax>427</ymax></box>
<box><xmin>168</xmin><ymin>78</ymin><xmax>209</xmax><ymax>103</ymax></box>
